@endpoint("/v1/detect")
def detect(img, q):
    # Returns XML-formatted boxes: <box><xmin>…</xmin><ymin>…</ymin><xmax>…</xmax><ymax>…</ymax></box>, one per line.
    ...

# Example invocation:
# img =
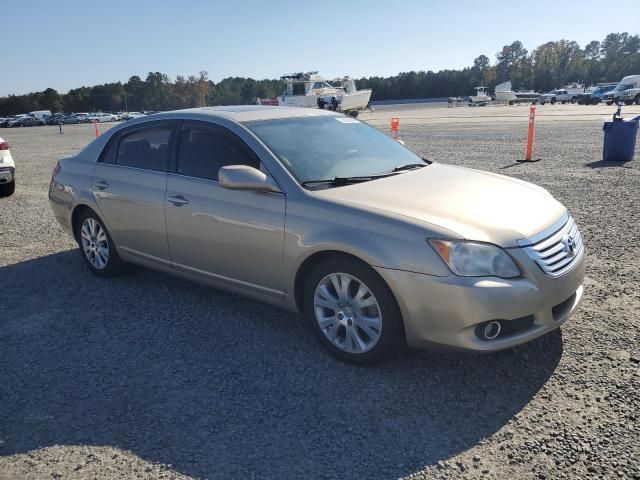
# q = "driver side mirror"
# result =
<box><xmin>218</xmin><ymin>165</ymin><xmax>280</xmax><ymax>193</ymax></box>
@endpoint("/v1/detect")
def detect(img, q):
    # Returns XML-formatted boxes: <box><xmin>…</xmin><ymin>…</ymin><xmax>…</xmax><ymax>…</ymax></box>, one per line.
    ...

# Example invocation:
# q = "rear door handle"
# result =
<box><xmin>94</xmin><ymin>180</ymin><xmax>109</xmax><ymax>190</ymax></box>
<box><xmin>167</xmin><ymin>194</ymin><xmax>190</xmax><ymax>206</ymax></box>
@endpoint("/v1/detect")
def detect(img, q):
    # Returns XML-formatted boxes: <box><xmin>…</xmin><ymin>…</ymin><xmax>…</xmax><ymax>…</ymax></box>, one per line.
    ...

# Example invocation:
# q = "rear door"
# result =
<box><xmin>92</xmin><ymin>121</ymin><xmax>175</xmax><ymax>266</ymax></box>
<box><xmin>165</xmin><ymin>121</ymin><xmax>286</xmax><ymax>296</ymax></box>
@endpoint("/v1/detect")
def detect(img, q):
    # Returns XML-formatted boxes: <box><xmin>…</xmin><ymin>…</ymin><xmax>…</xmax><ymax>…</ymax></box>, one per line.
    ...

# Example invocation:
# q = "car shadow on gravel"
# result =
<box><xmin>0</xmin><ymin>250</ymin><xmax>564</xmax><ymax>480</ymax></box>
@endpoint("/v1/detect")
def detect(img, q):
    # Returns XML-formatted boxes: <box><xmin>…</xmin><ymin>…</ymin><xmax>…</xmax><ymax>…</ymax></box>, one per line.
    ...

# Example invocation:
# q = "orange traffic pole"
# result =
<box><xmin>519</xmin><ymin>105</ymin><xmax>540</xmax><ymax>162</ymax></box>
<box><xmin>525</xmin><ymin>106</ymin><xmax>535</xmax><ymax>160</ymax></box>
<box><xmin>94</xmin><ymin>120</ymin><xmax>100</xmax><ymax>137</ymax></box>
<box><xmin>390</xmin><ymin>117</ymin><xmax>400</xmax><ymax>140</ymax></box>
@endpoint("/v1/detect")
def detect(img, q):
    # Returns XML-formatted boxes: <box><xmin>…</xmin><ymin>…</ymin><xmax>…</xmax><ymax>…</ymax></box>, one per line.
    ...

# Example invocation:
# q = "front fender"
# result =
<box><xmin>282</xmin><ymin>198</ymin><xmax>456</xmax><ymax>298</ymax></box>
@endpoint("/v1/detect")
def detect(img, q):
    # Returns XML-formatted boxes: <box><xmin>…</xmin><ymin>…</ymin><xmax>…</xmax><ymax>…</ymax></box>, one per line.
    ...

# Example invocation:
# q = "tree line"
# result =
<box><xmin>358</xmin><ymin>32</ymin><xmax>640</xmax><ymax>100</ymax></box>
<box><xmin>1</xmin><ymin>32</ymin><xmax>639</xmax><ymax>115</ymax></box>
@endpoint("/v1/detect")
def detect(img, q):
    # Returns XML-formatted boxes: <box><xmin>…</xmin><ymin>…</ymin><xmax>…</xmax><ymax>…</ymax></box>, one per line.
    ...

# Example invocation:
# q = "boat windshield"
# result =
<box><xmin>246</xmin><ymin>116</ymin><xmax>426</xmax><ymax>188</ymax></box>
<box><xmin>292</xmin><ymin>83</ymin><xmax>306</xmax><ymax>95</ymax></box>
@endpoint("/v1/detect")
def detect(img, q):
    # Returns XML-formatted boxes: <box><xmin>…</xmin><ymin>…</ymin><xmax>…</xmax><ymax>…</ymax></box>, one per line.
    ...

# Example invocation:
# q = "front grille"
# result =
<box><xmin>523</xmin><ymin>216</ymin><xmax>584</xmax><ymax>278</ymax></box>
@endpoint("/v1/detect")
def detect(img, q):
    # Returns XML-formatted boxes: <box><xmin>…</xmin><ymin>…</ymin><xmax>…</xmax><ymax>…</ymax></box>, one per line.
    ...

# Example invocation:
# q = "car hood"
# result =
<box><xmin>314</xmin><ymin>163</ymin><xmax>566</xmax><ymax>247</ymax></box>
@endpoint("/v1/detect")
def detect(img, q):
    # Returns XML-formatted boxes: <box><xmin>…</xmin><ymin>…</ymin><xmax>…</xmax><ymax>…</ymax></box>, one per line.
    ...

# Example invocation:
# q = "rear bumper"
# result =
<box><xmin>375</xmin><ymin>250</ymin><xmax>585</xmax><ymax>351</ymax></box>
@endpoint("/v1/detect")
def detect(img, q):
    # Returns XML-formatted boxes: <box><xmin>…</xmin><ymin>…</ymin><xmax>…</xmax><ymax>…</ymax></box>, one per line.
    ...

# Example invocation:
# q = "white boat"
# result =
<box><xmin>276</xmin><ymin>72</ymin><xmax>372</xmax><ymax>116</ymax></box>
<box><xmin>469</xmin><ymin>86</ymin><xmax>491</xmax><ymax>105</ymax></box>
<box><xmin>495</xmin><ymin>81</ymin><xmax>540</xmax><ymax>104</ymax></box>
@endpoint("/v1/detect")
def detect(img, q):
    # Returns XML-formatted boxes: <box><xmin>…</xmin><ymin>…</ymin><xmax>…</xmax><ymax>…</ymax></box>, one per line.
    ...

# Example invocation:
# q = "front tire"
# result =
<box><xmin>303</xmin><ymin>256</ymin><xmax>404</xmax><ymax>365</ymax></box>
<box><xmin>0</xmin><ymin>180</ymin><xmax>15</xmax><ymax>197</ymax></box>
<box><xmin>76</xmin><ymin>210</ymin><xmax>124</xmax><ymax>277</ymax></box>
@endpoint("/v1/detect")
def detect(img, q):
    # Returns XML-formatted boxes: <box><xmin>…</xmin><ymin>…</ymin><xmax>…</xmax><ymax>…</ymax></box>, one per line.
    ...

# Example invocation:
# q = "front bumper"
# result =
<box><xmin>0</xmin><ymin>167</ymin><xmax>14</xmax><ymax>183</ymax></box>
<box><xmin>375</xmin><ymin>248</ymin><xmax>585</xmax><ymax>351</ymax></box>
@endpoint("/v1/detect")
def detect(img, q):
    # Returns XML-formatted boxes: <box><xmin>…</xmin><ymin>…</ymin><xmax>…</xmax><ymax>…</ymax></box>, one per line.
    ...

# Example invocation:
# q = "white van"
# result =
<box><xmin>28</xmin><ymin>110</ymin><xmax>52</xmax><ymax>120</ymax></box>
<box><xmin>603</xmin><ymin>75</ymin><xmax>640</xmax><ymax>105</ymax></box>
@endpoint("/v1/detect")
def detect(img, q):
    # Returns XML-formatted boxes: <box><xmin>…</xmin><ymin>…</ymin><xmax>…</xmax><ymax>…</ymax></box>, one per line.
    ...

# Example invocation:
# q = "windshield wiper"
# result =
<box><xmin>301</xmin><ymin>161</ymin><xmax>431</xmax><ymax>188</ymax></box>
<box><xmin>391</xmin><ymin>163</ymin><xmax>427</xmax><ymax>172</ymax></box>
<box><xmin>301</xmin><ymin>174</ymin><xmax>395</xmax><ymax>187</ymax></box>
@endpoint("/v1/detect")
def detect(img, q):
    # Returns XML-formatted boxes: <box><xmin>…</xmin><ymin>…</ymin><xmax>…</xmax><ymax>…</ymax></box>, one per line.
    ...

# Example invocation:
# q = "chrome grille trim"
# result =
<box><xmin>522</xmin><ymin>216</ymin><xmax>584</xmax><ymax>278</ymax></box>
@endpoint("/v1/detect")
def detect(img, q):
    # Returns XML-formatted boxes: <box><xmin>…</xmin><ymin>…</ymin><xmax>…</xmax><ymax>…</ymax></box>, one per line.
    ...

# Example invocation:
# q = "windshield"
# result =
<box><xmin>246</xmin><ymin>116</ymin><xmax>426</xmax><ymax>186</ymax></box>
<box><xmin>613</xmin><ymin>83</ymin><xmax>633</xmax><ymax>92</ymax></box>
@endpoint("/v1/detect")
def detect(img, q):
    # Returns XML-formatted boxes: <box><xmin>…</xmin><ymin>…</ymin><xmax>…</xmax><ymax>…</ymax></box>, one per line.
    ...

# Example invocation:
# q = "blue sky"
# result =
<box><xmin>4</xmin><ymin>0</ymin><xmax>639</xmax><ymax>95</ymax></box>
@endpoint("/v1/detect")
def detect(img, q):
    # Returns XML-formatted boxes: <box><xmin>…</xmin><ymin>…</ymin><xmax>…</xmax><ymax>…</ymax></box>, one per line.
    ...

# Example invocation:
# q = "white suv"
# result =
<box><xmin>0</xmin><ymin>136</ymin><xmax>15</xmax><ymax>197</ymax></box>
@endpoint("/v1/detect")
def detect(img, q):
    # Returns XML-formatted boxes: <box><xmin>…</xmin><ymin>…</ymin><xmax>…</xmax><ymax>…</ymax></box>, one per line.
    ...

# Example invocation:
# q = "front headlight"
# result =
<box><xmin>429</xmin><ymin>240</ymin><xmax>521</xmax><ymax>278</ymax></box>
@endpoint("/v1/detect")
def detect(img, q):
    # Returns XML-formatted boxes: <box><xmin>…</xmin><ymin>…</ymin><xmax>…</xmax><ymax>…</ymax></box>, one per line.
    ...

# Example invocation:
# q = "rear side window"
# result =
<box><xmin>100</xmin><ymin>137</ymin><xmax>118</xmax><ymax>164</ymax></box>
<box><xmin>116</xmin><ymin>126</ymin><xmax>172</xmax><ymax>171</ymax></box>
<box><xmin>177</xmin><ymin>124</ymin><xmax>259</xmax><ymax>181</ymax></box>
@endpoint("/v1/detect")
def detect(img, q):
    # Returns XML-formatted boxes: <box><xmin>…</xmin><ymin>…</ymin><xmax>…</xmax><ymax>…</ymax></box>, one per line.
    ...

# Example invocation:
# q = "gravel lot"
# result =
<box><xmin>1</xmin><ymin>107</ymin><xmax>639</xmax><ymax>480</ymax></box>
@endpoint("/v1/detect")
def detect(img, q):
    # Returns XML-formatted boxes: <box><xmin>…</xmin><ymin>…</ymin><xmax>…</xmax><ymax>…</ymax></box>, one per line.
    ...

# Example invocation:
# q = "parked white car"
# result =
<box><xmin>0</xmin><ymin>136</ymin><xmax>15</xmax><ymax>197</ymax></box>
<box><xmin>121</xmin><ymin>112</ymin><xmax>145</xmax><ymax>120</ymax></box>
<box><xmin>28</xmin><ymin>110</ymin><xmax>52</xmax><ymax>120</ymax></box>
<box><xmin>86</xmin><ymin>113</ymin><xmax>117</xmax><ymax>123</ymax></box>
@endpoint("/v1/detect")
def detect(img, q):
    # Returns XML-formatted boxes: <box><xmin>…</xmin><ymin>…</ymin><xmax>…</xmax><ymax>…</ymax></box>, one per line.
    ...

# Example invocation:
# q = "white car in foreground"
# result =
<box><xmin>0</xmin><ymin>136</ymin><xmax>15</xmax><ymax>197</ymax></box>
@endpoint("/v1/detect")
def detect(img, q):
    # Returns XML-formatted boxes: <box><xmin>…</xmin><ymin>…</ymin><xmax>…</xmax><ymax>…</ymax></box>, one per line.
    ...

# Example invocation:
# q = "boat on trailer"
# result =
<box><xmin>495</xmin><ymin>81</ymin><xmax>540</xmax><ymax>105</ymax></box>
<box><xmin>256</xmin><ymin>72</ymin><xmax>372</xmax><ymax>117</ymax></box>
<box><xmin>469</xmin><ymin>86</ymin><xmax>491</xmax><ymax>106</ymax></box>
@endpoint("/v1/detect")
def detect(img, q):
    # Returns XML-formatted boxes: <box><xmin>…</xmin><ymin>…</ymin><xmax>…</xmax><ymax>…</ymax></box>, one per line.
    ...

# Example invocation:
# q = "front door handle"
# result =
<box><xmin>167</xmin><ymin>194</ymin><xmax>190</xmax><ymax>206</ymax></box>
<box><xmin>94</xmin><ymin>180</ymin><xmax>109</xmax><ymax>190</ymax></box>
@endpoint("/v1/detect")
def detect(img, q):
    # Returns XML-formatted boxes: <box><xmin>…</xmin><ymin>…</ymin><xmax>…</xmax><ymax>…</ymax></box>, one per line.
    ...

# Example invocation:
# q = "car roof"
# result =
<box><xmin>154</xmin><ymin>105</ymin><xmax>342</xmax><ymax>123</ymax></box>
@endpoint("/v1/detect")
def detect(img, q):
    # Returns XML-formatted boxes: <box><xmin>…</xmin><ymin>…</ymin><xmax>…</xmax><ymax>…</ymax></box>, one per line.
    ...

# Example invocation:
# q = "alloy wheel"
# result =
<box><xmin>313</xmin><ymin>273</ymin><xmax>382</xmax><ymax>354</ymax></box>
<box><xmin>80</xmin><ymin>218</ymin><xmax>109</xmax><ymax>269</ymax></box>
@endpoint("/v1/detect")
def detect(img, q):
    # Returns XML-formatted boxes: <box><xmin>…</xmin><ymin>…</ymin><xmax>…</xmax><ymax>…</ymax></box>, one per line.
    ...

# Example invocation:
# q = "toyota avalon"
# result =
<box><xmin>49</xmin><ymin>106</ymin><xmax>585</xmax><ymax>364</ymax></box>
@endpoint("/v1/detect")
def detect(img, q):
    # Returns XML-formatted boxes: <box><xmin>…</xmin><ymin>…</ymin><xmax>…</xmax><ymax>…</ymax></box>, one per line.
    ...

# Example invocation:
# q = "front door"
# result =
<box><xmin>165</xmin><ymin>121</ymin><xmax>286</xmax><ymax>296</ymax></box>
<box><xmin>92</xmin><ymin>121</ymin><xmax>174</xmax><ymax>265</ymax></box>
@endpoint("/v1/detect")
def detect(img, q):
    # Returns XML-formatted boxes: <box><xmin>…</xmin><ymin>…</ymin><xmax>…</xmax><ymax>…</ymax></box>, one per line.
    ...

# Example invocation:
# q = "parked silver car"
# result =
<box><xmin>49</xmin><ymin>106</ymin><xmax>585</xmax><ymax>364</ymax></box>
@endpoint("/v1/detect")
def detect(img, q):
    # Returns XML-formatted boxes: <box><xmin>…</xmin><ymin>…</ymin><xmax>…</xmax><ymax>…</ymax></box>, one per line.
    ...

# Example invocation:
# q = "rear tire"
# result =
<box><xmin>303</xmin><ymin>256</ymin><xmax>404</xmax><ymax>365</ymax></box>
<box><xmin>76</xmin><ymin>210</ymin><xmax>125</xmax><ymax>277</ymax></box>
<box><xmin>0</xmin><ymin>180</ymin><xmax>15</xmax><ymax>197</ymax></box>
<box><xmin>635</xmin><ymin>95</ymin><xmax>640</xmax><ymax>105</ymax></box>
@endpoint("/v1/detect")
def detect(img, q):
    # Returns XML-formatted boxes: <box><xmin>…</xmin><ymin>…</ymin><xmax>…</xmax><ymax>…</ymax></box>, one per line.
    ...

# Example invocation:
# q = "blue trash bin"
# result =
<box><xmin>602</xmin><ymin>114</ymin><xmax>640</xmax><ymax>162</ymax></box>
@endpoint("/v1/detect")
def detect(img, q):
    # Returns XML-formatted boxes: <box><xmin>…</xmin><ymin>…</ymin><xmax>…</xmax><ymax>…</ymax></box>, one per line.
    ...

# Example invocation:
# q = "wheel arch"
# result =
<box><xmin>293</xmin><ymin>249</ymin><xmax>408</xmax><ymax>350</ymax></box>
<box><xmin>293</xmin><ymin>250</ymin><xmax>401</xmax><ymax>317</ymax></box>
<box><xmin>71</xmin><ymin>204</ymin><xmax>100</xmax><ymax>243</ymax></box>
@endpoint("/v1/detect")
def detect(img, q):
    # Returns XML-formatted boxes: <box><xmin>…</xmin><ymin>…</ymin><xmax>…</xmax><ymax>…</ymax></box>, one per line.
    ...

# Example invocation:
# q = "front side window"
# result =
<box><xmin>177</xmin><ymin>124</ymin><xmax>259</xmax><ymax>181</ymax></box>
<box><xmin>116</xmin><ymin>126</ymin><xmax>172</xmax><ymax>171</ymax></box>
<box><xmin>246</xmin><ymin>116</ymin><xmax>425</xmax><ymax>186</ymax></box>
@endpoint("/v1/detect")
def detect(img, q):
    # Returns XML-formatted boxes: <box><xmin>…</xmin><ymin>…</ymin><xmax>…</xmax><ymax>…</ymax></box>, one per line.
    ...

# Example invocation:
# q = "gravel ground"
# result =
<box><xmin>0</xmin><ymin>111</ymin><xmax>639</xmax><ymax>480</ymax></box>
